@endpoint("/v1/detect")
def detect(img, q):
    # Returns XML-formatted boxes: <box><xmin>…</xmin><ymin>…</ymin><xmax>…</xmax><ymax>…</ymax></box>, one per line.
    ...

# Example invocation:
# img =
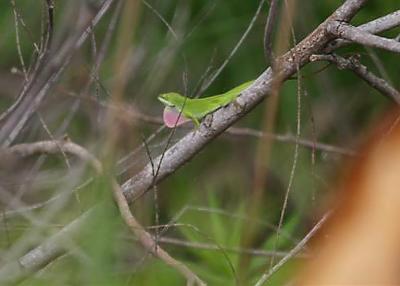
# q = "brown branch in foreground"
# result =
<box><xmin>111</xmin><ymin>181</ymin><xmax>205</xmax><ymax>286</ymax></box>
<box><xmin>2</xmin><ymin>140</ymin><xmax>205</xmax><ymax>285</ymax></box>
<box><xmin>327</xmin><ymin>21</ymin><xmax>400</xmax><ymax>54</ymax></box>
<box><xmin>310</xmin><ymin>54</ymin><xmax>400</xmax><ymax>104</ymax></box>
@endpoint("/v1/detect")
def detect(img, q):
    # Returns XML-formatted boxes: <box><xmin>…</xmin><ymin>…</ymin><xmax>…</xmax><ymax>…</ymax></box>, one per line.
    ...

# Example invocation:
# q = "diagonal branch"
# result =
<box><xmin>254</xmin><ymin>211</ymin><xmax>332</xmax><ymax>286</ymax></box>
<box><xmin>327</xmin><ymin>21</ymin><xmax>400</xmax><ymax>54</ymax></box>
<box><xmin>111</xmin><ymin>180</ymin><xmax>205</xmax><ymax>285</ymax></box>
<box><xmin>310</xmin><ymin>53</ymin><xmax>400</xmax><ymax>104</ymax></box>
<box><xmin>122</xmin><ymin>0</ymin><xmax>369</xmax><ymax>202</ymax></box>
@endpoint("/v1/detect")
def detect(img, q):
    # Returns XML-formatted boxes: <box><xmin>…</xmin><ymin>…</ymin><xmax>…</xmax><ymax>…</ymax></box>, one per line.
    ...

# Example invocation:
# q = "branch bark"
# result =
<box><xmin>326</xmin><ymin>10</ymin><xmax>400</xmax><ymax>51</ymax></box>
<box><xmin>327</xmin><ymin>21</ymin><xmax>400</xmax><ymax>53</ymax></box>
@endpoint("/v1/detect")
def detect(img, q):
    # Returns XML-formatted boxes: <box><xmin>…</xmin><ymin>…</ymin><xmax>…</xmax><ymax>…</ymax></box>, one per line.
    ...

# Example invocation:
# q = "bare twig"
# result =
<box><xmin>226</xmin><ymin>127</ymin><xmax>355</xmax><ymax>156</ymax></box>
<box><xmin>112</xmin><ymin>181</ymin><xmax>206</xmax><ymax>286</ymax></box>
<box><xmin>357</xmin><ymin>10</ymin><xmax>400</xmax><ymax>35</ymax></box>
<box><xmin>271</xmin><ymin>62</ymin><xmax>302</xmax><ymax>269</ymax></box>
<box><xmin>326</xmin><ymin>10</ymin><xmax>400</xmax><ymax>51</ymax></box>
<box><xmin>263</xmin><ymin>0</ymin><xmax>280</xmax><ymax>64</ymax></box>
<box><xmin>150</xmin><ymin>236</ymin><xmax>308</xmax><ymax>258</ymax></box>
<box><xmin>327</xmin><ymin>21</ymin><xmax>400</xmax><ymax>54</ymax></box>
<box><xmin>10</xmin><ymin>0</ymin><xmax>28</xmax><ymax>80</ymax></box>
<box><xmin>254</xmin><ymin>211</ymin><xmax>332</xmax><ymax>286</ymax></box>
<box><xmin>310</xmin><ymin>53</ymin><xmax>400</xmax><ymax>104</ymax></box>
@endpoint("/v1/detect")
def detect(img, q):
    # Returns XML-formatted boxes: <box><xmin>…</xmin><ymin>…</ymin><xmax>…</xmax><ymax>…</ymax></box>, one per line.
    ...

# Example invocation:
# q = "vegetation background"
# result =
<box><xmin>0</xmin><ymin>1</ymin><xmax>398</xmax><ymax>285</ymax></box>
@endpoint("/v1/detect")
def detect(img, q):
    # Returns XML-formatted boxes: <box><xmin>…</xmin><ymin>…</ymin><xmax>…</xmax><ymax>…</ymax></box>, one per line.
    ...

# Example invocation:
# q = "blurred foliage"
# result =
<box><xmin>0</xmin><ymin>0</ymin><xmax>399</xmax><ymax>285</ymax></box>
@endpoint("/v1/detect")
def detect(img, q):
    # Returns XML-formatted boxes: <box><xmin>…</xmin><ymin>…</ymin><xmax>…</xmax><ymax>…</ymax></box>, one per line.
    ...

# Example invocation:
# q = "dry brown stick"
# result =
<box><xmin>111</xmin><ymin>181</ymin><xmax>205</xmax><ymax>286</ymax></box>
<box><xmin>310</xmin><ymin>53</ymin><xmax>400</xmax><ymax>104</ymax></box>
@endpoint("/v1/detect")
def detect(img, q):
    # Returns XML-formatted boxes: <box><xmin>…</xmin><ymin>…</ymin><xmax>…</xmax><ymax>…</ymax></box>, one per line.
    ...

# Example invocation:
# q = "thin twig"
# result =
<box><xmin>254</xmin><ymin>211</ymin><xmax>332</xmax><ymax>286</ymax></box>
<box><xmin>326</xmin><ymin>10</ymin><xmax>400</xmax><ymax>52</ymax></box>
<box><xmin>310</xmin><ymin>53</ymin><xmax>400</xmax><ymax>104</ymax></box>
<box><xmin>270</xmin><ymin>61</ymin><xmax>302</xmax><ymax>269</ymax></box>
<box><xmin>199</xmin><ymin>0</ymin><xmax>267</xmax><ymax>95</ymax></box>
<box><xmin>327</xmin><ymin>21</ymin><xmax>400</xmax><ymax>54</ymax></box>
<box><xmin>263</xmin><ymin>0</ymin><xmax>280</xmax><ymax>64</ymax></box>
<box><xmin>111</xmin><ymin>181</ymin><xmax>206</xmax><ymax>286</ymax></box>
<box><xmin>10</xmin><ymin>0</ymin><xmax>28</xmax><ymax>80</ymax></box>
<box><xmin>142</xmin><ymin>236</ymin><xmax>308</xmax><ymax>258</ymax></box>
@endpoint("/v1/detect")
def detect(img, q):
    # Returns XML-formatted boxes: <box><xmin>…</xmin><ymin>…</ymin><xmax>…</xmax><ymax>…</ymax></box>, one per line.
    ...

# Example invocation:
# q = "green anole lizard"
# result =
<box><xmin>158</xmin><ymin>80</ymin><xmax>254</xmax><ymax>128</ymax></box>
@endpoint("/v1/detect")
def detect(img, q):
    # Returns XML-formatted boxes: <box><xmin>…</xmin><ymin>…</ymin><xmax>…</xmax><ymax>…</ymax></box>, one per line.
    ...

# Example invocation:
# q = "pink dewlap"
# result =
<box><xmin>163</xmin><ymin>106</ymin><xmax>190</xmax><ymax>128</ymax></box>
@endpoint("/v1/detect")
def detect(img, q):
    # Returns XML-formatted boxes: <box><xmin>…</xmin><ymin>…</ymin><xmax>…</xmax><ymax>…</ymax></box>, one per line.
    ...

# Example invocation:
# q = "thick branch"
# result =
<box><xmin>310</xmin><ymin>54</ymin><xmax>400</xmax><ymax>104</ymax></box>
<box><xmin>327</xmin><ymin>21</ymin><xmax>400</xmax><ymax>53</ymax></box>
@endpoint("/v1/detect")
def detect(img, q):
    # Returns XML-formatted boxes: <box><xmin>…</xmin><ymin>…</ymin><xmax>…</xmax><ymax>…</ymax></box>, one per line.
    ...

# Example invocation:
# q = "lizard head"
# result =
<box><xmin>158</xmin><ymin>92</ymin><xmax>183</xmax><ymax>108</ymax></box>
<box><xmin>158</xmin><ymin>92</ymin><xmax>190</xmax><ymax>128</ymax></box>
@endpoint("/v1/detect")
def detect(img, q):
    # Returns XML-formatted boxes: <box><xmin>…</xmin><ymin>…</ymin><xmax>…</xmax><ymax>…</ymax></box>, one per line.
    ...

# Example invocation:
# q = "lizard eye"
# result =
<box><xmin>158</xmin><ymin>96</ymin><xmax>174</xmax><ymax>107</ymax></box>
